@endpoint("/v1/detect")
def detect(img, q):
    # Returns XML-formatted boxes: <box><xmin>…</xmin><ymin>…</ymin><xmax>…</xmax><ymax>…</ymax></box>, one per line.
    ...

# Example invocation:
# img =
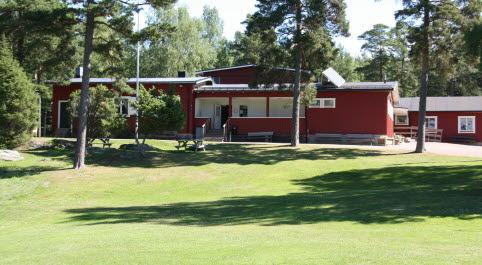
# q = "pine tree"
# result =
<box><xmin>396</xmin><ymin>0</ymin><xmax>480</xmax><ymax>153</ymax></box>
<box><xmin>358</xmin><ymin>24</ymin><xmax>394</xmax><ymax>81</ymax></box>
<box><xmin>0</xmin><ymin>40</ymin><xmax>38</xmax><ymax>149</ymax></box>
<box><xmin>247</xmin><ymin>0</ymin><xmax>349</xmax><ymax>147</ymax></box>
<box><xmin>66</xmin><ymin>0</ymin><xmax>175</xmax><ymax>169</ymax></box>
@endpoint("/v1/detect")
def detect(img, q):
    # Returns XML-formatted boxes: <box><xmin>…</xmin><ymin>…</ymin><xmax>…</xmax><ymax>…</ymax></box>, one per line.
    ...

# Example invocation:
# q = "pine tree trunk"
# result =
<box><xmin>73</xmin><ymin>1</ymin><xmax>95</xmax><ymax>169</ymax></box>
<box><xmin>415</xmin><ymin>2</ymin><xmax>430</xmax><ymax>153</ymax></box>
<box><xmin>290</xmin><ymin>1</ymin><xmax>302</xmax><ymax>147</ymax></box>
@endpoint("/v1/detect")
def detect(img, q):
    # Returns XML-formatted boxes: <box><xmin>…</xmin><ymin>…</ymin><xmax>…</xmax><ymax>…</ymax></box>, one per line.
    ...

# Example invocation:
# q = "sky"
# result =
<box><xmin>139</xmin><ymin>0</ymin><xmax>403</xmax><ymax>57</ymax></box>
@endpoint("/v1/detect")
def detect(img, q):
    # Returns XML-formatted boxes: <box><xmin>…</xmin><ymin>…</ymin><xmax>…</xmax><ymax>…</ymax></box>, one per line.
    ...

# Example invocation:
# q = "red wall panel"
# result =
<box><xmin>307</xmin><ymin>91</ymin><xmax>390</xmax><ymax>135</ymax></box>
<box><xmin>52</xmin><ymin>83</ymin><xmax>195</xmax><ymax>134</ymax></box>
<box><xmin>407</xmin><ymin>111</ymin><xmax>482</xmax><ymax>142</ymax></box>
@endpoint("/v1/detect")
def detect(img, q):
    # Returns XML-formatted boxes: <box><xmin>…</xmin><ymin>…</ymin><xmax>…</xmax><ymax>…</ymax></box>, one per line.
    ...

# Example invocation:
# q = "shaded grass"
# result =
<box><xmin>64</xmin><ymin>165</ymin><xmax>482</xmax><ymax>226</ymax></box>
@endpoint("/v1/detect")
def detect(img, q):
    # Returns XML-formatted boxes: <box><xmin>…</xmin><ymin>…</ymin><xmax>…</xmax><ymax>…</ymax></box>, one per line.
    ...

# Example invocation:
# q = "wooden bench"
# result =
<box><xmin>425</xmin><ymin>129</ymin><xmax>443</xmax><ymax>142</ymax></box>
<box><xmin>247</xmin><ymin>132</ymin><xmax>273</xmax><ymax>142</ymax></box>
<box><xmin>449</xmin><ymin>136</ymin><xmax>476</xmax><ymax>143</ymax></box>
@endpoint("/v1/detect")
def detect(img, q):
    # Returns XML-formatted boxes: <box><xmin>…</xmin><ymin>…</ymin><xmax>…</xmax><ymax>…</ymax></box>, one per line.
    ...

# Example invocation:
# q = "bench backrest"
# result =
<box><xmin>247</xmin><ymin>132</ymin><xmax>274</xmax><ymax>137</ymax></box>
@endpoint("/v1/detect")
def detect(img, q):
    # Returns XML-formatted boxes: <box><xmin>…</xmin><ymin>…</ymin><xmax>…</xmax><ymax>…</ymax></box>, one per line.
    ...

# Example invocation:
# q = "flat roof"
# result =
<box><xmin>195</xmin><ymin>64</ymin><xmax>311</xmax><ymax>74</ymax></box>
<box><xmin>338</xmin><ymin>82</ymin><xmax>398</xmax><ymax>90</ymax></box>
<box><xmin>195</xmin><ymin>82</ymin><xmax>398</xmax><ymax>92</ymax></box>
<box><xmin>195</xmin><ymin>65</ymin><xmax>256</xmax><ymax>74</ymax></box>
<box><xmin>398</xmin><ymin>96</ymin><xmax>482</xmax><ymax>111</ymax></box>
<box><xmin>196</xmin><ymin>84</ymin><xmax>284</xmax><ymax>92</ymax></box>
<box><xmin>61</xmin><ymin>77</ymin><xmax>212</xmax><ymax>85</ymax></box>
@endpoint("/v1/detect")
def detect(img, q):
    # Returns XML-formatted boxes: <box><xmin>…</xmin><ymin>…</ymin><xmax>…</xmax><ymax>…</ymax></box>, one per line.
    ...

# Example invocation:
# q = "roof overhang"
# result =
<box><xmin>196</xmin><ymin>64</ymin><xmax>256</xmax><ymax>74</ymax></box>
<box><xmin>50</xmin><ymin>77</ymin><xmax>212</xmax><ymax>85</ymax></box>
<box><xmin>394</xmin><ymin>107</ymin><xmax>408</xmax><ymax>116</ymax></box>
<box><xmin>195</xmin><ymin>64</ymin><xmax>311</xmax><ymax>75</ymax></box>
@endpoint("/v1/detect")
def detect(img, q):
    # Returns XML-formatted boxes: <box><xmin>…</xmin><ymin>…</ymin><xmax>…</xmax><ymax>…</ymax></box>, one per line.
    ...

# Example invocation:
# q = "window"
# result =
<box><xmin>395</xmin><ymin>115</ymin><xmax>409</xmax><ymax>125</ymax></box>
<box><xmin>120</xmin><ymin>98</ymin><xmax>129</xmax><ymax>116</ymax></box>
<box><xmin>425</xmin><ymin>116</ymin><xmax>437</xmax><ymax>129</ymax></box>
<box><xmin>458</xmin><ymin>116</ymin><xmax>475</xmax><ymax>133</ymax></box>
<box><xmin>239</xmin><ymin>105</ymin><xmax>248</xmax><ymax>117</ymax></box>
<box><xmin>309</xmin><ymin>98</ymin><xmax>336</xmax><ymax>108</ymax></box>
<box><xmin>211</xmin><ymin>76</ymin><xmax>221</xmax><ymax>84</ymax></box>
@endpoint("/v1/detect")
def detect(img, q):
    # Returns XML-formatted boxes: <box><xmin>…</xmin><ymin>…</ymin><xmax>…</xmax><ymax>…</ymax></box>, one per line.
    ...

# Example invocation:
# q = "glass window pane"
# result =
<box><xmin>323</xmin><ymin>99</ymin><xmax>335</xmax><ymax>108</ymax></box>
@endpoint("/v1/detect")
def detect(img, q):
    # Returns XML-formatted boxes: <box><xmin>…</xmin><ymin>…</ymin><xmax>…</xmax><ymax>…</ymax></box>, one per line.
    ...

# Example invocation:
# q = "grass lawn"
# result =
<box><xmin>0</xmin><ymin>139</ymin><xmax>481</xmax><ymax>264</ymax></box>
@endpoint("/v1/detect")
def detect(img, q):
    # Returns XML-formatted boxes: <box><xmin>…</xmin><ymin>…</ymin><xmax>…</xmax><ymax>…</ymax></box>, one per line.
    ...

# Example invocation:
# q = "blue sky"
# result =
<box><xmin>139</xmin><ymin>0</ymin><xmax>403</xmax><ymax>56</ymax></box>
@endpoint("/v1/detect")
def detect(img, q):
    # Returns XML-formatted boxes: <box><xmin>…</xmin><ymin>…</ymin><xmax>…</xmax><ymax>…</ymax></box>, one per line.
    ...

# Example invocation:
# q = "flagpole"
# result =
<box><xmin>134</xmin><ymin>1</ymin><xmax>141</xmax><ymax>143</ymax></box>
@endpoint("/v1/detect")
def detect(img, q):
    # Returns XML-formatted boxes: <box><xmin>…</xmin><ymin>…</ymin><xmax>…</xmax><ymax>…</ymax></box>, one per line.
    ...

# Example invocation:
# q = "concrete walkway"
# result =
<box><xmin>388</xmin><ymin>141</ymin><xmax>482</xmax><ymax>158</ymax></box>
<box><xmin>223</xmin><ymin>141</ymin><xmax>482</xmax><ymax>158</ymax></box>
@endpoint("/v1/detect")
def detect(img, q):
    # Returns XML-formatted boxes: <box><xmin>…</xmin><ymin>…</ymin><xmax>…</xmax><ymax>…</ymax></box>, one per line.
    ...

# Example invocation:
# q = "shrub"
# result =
<box><xmin>0</xmin><ymin>42</ymin><xmax>38</xmax><ymax>149</ymax></box>
<box><xmin>137</xmin><ymin>86</ymin><xmax>185</xmax><ymax>139</ymax></box>
<box><xmin>69</xmin><ymin>85</ymin><xmax>126</xmax><ymax>142</ymax></box>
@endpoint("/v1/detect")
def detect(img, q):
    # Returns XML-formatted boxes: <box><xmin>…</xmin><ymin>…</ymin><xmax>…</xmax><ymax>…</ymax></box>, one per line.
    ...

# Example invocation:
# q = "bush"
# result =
<box><xmin>137</xmin><ymin>86</ymin><xmax>185</xmax><ymax>138</ymax></box>
<box><xmin>0</xmin><ymin>42</ymin><xmax>38</xmax><ymax>149</ymax></box>
<box><xmin>69</xmin><ymin>85</ymin><xmax>126</xmax><ymax>141</ymax></box>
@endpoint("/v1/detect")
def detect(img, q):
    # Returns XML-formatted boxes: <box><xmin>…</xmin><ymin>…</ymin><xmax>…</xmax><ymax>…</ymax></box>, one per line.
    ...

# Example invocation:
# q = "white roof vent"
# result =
<box><xmin>322</xmin><ymin>67</ymin><xmax>346</xmax><ymax>87</ymax></box>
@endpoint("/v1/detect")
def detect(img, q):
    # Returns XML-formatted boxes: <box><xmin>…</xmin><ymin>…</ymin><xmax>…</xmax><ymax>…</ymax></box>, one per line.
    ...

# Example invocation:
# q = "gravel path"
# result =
<box><xmin>388</xmin><ymin>141</ymin><xmax>482</xmax><ymax>158</ymax></box>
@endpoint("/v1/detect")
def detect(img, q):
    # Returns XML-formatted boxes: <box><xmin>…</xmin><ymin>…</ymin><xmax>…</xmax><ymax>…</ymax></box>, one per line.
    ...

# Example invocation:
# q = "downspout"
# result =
<box><xmin>305</xmin><ymin>106</ymin><xmax>308</xmax><ymax>143</ymax></box>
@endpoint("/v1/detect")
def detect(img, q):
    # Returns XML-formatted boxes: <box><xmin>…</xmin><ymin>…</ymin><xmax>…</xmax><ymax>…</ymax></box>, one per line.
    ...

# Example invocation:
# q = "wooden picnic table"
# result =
<box><xmin>175</xmin><ymin>134</ymin><xmax>206</xmax><ymax>152</ymax></box>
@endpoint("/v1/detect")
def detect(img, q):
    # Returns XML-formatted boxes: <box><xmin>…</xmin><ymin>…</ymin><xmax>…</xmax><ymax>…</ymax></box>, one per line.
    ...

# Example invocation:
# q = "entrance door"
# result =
<box><xmin>213</xmin><ymin>104</ymin><xmax>222</xmax><ymax>129</ymax></box>
<box><xmin>58</xmin><ymin>101</ymin><xmax>71</xmax><ymax>129</ymax></box>
<box><xmin>221</xmin><ymin>105</ymin><xmax>229</xmax><ymax>126</ymax></box>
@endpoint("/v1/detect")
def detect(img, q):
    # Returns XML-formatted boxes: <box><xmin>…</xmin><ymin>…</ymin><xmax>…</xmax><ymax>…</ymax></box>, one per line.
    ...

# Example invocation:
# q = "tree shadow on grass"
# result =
<box><xmin>0</xmin><ymin>149</ymin><xmax>72</xmax><ymax>179</ymax></box>
<box><xmin>85</xmin><ymin>144</ymin><xmax>388</xmax><ymax>169</ymax></box>
<box><xmin>64</xmin><ymin>164</ymin><xmax>482</xmax><ymax>226</ymax></box>
<box><xmin>0</xmin><ymin>166</ymin><xmax>68</xmax><ymax>179</ymax></box>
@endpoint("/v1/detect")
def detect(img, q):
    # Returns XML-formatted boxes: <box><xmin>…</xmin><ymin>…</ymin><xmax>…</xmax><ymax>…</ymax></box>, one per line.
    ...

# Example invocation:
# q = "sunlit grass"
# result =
<box><xmin>0</xmin><ymin>139</ymin><xmax>481</xmax><ymax>264</ymax></box>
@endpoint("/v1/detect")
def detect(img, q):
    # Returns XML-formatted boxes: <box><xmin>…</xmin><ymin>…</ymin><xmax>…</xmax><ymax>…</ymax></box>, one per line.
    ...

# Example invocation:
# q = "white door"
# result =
<box><xmin>213</xmin><ymin>104</ymin><xmax>222</xmax><ymax>129</ymax></box>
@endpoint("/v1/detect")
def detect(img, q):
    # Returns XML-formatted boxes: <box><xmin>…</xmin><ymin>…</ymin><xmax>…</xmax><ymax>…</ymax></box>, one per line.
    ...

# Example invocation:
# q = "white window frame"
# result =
<box><xmin>395</xmin><ymin>114</ymin><xmax>409</xmax><ymax>126</ymax></box>
<box><xmin>458</xmin><ymin>116</ymin><xmax>476</xmax><ymax>134</ymax></box>
<box><xmin>57</xmin><ymin>100</ymin><xmax>70</xmax><ymax>129</ymax></box>
<box><xmin>425</xmin><ymin>116</ymin><xmax>438</xmax><ymax>129</ymax></box>
<box><xmin>120</xmin><ymin>96</ymin><xmax>137</xmax><ymax>117</ymax></box>
<box><xmin>211</xmin><ymin>76</ymin><xmax>221</xmax><ymax>84</ymax></box>
<box><xmin>120</xmin><ymin>97</ymin><xmax>130</xmax><ymax>117</ymax></box>
<box><xmin>309</xmin><ymin>98</ymin><xmax>336</xmax><ymax>109</ymax></box>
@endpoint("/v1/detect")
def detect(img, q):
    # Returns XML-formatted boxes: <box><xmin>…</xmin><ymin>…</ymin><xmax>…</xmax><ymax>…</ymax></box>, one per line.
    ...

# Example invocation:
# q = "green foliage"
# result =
<box><xmin>330</xmin><ymin>48</ymin><xmax>363</xmax><ymax>82</ymax></box>
<box><xmin>137</xmin><ymin>86</ymin><xmax>185</xmax><ymax>137</ymax></box>
<box><xmin>301</xmin><ymin>83</ymin><xmax>317</xmax><ymax>106</ymax></box>
<box><xmin>396</xmin><ymin>0</ymin><xmax>481</xmax><ymax>96</ymax></box>
<box><xmin>0</xmin><ymin>42</ymin><xmax>38</xmax><ymax>149</ymax></box>
<box><xmin>140</xmin><ymin>6</ymin><xmax>222</xmax><ymax>76</ymax></box>
<box><xmin>0</xmin><ymin>0</ymin><xmax>80</xmax><ymax>82</ymax></box>
<box><xmin>68</xmin><ymin>85</ymin><xmax>125</xmax><ymax>140</ymax></box>
<box><xmin>246</xmin><ymin>0</ymin><xmax>349</xmax><ymax>78</ymax></box>
<box><xmin>464</xmin><ymin>21</ymin><xmax>481</xmax><ymax>71</ymax></box>
<box><xmin>230</xmin><ymin>31</ymin><xmax>289</xmax><ymax>68</ymax></box>
<box><xmin>358</xmin><ymin>24</ymin><xmax>395</xmax><ymax>81</ymax></box>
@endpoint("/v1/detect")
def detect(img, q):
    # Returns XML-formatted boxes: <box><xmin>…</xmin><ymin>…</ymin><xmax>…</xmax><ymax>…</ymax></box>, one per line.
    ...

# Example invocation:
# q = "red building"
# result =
<box><xmin>52</xmin><ymin>66</ymin><xmax>399</xmax><ymax>144</ymax></box>
<box><xmin>395</xmin><ymin>97</ymin><xmax>482</xmax><ymax>143</ymax></box>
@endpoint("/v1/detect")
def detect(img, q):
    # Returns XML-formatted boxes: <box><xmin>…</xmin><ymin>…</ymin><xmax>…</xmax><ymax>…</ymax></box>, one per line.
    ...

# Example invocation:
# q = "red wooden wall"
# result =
<box><xmin>52</xmin><ymin>83</ymin><xmax>195</xmax><ymax>134</ymax></box>
<box><xmin>406</xmin><ymin>111</ymin><xmax>482</xmax><ymax>142</ymax></box>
